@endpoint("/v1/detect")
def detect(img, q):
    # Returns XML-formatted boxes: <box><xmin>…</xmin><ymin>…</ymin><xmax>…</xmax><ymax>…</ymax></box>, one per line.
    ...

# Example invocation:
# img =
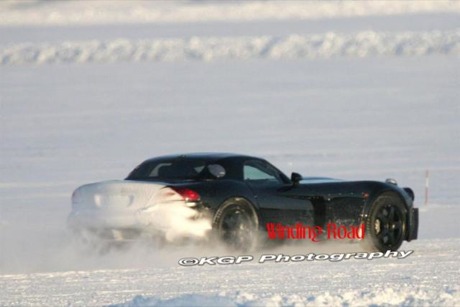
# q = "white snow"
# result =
<box><xmin>0</xmin><ymin>239</ymin><xmax>458</xmax><ymax>306</ymax></box>
<box><xmin>0</xmin><ymin>1</ymin><xmax>459</xmax><ymax>306</ymax></box>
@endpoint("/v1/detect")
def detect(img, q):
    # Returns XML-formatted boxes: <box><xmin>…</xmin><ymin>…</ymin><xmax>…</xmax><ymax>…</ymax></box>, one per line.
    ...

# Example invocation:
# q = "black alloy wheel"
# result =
<box><xmin>362</xmin><ymin>193</ymin><xmax>406</xmax><ymax>252</ymax></box>
<box><xmin>213</xmin><ymin>200</ymin><xmax>259</xmax><ymax>251</ymax></box>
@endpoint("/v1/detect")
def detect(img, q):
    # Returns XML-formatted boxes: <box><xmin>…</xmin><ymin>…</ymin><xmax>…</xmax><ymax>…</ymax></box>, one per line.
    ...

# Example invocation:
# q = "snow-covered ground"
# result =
<box><xmin>0</xmin><ymin>1</ymin><xmax>459</xmax><ymax>306</ymax></box>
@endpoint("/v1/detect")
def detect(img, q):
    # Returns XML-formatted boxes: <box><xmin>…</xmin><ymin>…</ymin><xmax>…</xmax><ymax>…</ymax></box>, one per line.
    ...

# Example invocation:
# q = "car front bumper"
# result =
<box><xmin>407</xmin><ymin>207</ymin><xmax>419</xmax><ymax>241</ymax></box>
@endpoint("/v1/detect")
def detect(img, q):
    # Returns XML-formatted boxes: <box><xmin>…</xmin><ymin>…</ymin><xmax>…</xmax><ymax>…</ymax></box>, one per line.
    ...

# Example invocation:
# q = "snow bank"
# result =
<box><xmin>1</xmin><ymin>1</ymin><xmax>459</xmax><ymax>26</ymax></box>
<box><xmin>2</xmin><ymin>30</ymin><xmax>459</xmax><ymax>65</ymax></box>
<box><xmin>115</xmin><ymin>294</ymin><xmax>237</xmax><ymax>307</ymax></box>
<box><xmin>115</xmin><ymin>286</ymin><xmax>460</xmax><ymax>307</ymax></box>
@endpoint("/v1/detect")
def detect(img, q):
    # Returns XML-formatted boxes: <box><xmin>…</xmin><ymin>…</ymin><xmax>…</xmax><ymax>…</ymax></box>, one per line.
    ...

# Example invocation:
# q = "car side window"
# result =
<box><xmin>243</xmin><ymin>160</ymin><xmax>283</xmax><ymax>184</ymax></box>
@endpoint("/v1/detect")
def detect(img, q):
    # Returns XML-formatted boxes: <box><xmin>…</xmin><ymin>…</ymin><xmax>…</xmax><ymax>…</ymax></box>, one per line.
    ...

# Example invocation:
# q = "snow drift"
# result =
<box><xmin>114</xmin><ymin>287</ymin><xmax>460</xmax><ymax>307</ymax></box>
<box><xmin>1</xmin><ymin>30</ymin><xmax>459</xmax><ymax>65</ymax></box>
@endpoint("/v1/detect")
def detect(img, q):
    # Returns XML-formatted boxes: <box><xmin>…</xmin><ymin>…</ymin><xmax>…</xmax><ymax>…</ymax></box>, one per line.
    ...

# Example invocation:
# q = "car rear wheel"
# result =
<box><xmin>213</xmin><ymin>199</ymin><xmax>259</xmax><ymax>251</ymax></box>
<box><xmin>361</xmin><ymin>193</ymin><xmax>406</xmax><ymax>252</ymax></box>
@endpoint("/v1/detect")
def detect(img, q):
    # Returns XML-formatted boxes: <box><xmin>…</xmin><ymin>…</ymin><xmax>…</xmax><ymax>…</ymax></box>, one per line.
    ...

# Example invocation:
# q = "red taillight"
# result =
<box><xmin>171</xmin><ymin>187</ymin><xmax>200</xmax><ymax>202</ymax></box>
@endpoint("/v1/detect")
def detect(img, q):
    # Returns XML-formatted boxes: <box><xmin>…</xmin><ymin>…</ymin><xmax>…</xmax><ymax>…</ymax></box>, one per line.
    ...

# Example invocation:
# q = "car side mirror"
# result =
<box><xmin>291</xmin><ymin>172</ymin><xmax>302</xmax><ymax>185</ymax></box>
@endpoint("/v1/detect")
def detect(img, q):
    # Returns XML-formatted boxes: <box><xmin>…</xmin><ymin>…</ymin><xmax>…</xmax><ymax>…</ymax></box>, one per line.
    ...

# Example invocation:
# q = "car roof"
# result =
<box><xmin>143</xmin><ymin>152</ymin><xmax>260</xmax><ymax>163</ymax></box>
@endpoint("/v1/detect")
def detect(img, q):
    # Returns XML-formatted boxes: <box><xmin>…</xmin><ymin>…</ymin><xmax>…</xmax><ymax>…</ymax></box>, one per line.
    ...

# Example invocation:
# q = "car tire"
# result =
<box><xmin>212</xmin><ymin>198</ymin><xmax>259</xmax><ymax>251</ymax></box>
<box><xmin>361</xmin><ymin>193</ymin><xmax>407</xmax><ymax>252</ymax></box>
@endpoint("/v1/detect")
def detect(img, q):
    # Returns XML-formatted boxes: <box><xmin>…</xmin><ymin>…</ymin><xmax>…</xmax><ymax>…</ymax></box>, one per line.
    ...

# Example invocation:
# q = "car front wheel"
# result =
<box><xmin>361</xmin><ymin>193</ymin><xmax>407</xmax><ymax>252</ymax></box>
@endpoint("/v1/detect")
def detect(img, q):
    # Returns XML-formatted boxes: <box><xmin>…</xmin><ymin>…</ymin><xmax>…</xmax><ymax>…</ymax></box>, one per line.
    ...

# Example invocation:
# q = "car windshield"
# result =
<box><xmin>126</xmin><ymin>158</ymin><xmax>222</xmax><ymax>181</ymax></box>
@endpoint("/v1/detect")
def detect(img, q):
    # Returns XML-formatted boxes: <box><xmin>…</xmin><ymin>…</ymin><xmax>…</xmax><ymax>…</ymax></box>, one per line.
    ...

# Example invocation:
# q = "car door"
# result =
<box><xmin>243</xmin><ymin>159</ymin><xmax>314</xmax><ymax>226</ymax></box>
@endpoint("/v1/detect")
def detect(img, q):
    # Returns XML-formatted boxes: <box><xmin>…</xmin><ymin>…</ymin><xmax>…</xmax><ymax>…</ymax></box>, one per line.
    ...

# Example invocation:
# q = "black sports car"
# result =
<box><xmin>69</xmin><ymin>153</ymin><xmax>418</xmax><ymax>252</ymax></box>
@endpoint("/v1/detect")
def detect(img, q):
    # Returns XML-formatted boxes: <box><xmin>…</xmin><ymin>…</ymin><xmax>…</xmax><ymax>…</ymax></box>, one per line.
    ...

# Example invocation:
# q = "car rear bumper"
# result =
<box><xmin>68</xmin><ymin>210</ymin><xmax>144</xmax><ymax>230</ymax></box>
<box><xmin>68</xmin><ymin>205</ymin><xmax>212</xmax><ymax>242</ymax></box>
